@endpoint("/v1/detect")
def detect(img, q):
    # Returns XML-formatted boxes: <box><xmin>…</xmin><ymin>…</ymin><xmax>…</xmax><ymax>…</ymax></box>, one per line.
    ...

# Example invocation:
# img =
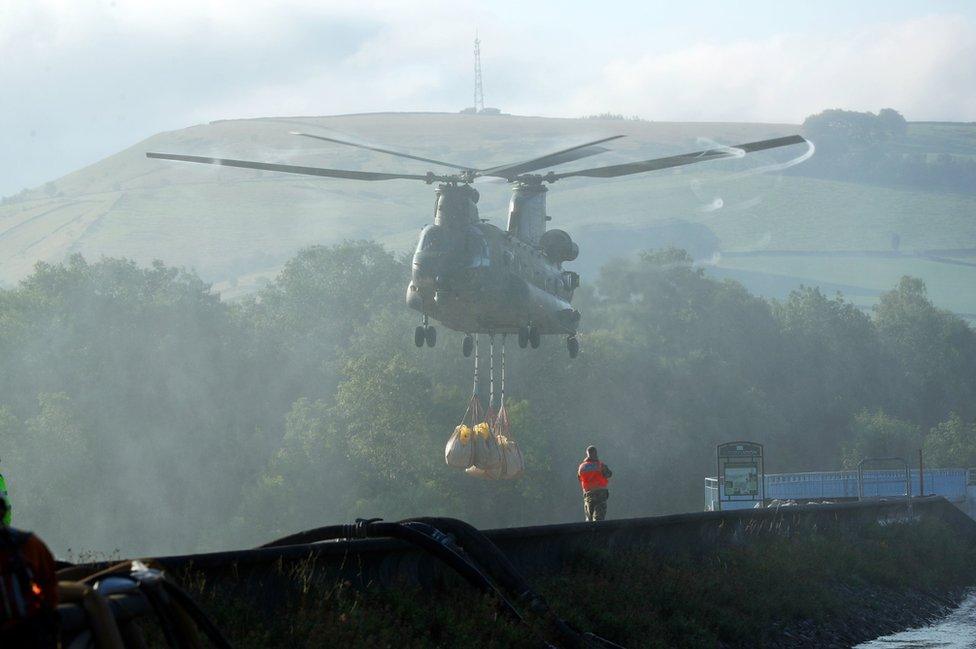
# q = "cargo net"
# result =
<box><xmin>444</xmin><ymin>334</ymin><xmax>524</xmax><ymax>479</ymax></box>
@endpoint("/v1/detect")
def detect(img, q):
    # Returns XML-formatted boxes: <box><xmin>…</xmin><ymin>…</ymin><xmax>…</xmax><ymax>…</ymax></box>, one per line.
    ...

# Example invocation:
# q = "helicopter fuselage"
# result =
<box><xmin>405</xmin><ymin>183</ymin><xmax>581</xmax><ymax>337</ymax></box>
<box><xmin>407</xmin><ymin>221</ymin><xmax>580</xmax><ymax>335</ymax></box>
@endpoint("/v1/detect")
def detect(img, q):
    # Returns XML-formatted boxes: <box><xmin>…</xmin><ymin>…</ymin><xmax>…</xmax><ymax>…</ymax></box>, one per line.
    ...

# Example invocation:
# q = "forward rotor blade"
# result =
<box><xmin>547</xmin><ymin>135</ymin><xmax>807</xmax><ymax>180</ymax></box>
<box><xmin>146</xmin><ymin>152</ymin><xmax>435</xmax><ymax>182</ymax></box>
<box><xmin>291</xmin><ymin>132</ymin><xmax>474</xmax><ymax>171</ymax></box>
<box><xmin>478</xmin><ymin>135</ymin><xmax>625</xmax><ymax>179</ymax></box>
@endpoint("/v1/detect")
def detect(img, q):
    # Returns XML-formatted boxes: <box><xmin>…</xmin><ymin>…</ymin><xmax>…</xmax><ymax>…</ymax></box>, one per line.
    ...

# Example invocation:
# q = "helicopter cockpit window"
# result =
<box><xmin>465</xmin><ymin>228</ymin><xmax>490</xmax><ymax>268</ymax></box>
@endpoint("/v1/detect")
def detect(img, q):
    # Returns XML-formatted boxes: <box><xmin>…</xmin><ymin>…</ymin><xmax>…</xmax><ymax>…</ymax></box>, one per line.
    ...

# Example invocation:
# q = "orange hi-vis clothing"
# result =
<box><xmin>1</xmin><ymin>527</ymin><xmax>58</xmax><ymax>649</ymax></box>
<box><xmin>577</xmin><ymin>460</ymin><xmax>610</xmax><ymax>493</ymax></box>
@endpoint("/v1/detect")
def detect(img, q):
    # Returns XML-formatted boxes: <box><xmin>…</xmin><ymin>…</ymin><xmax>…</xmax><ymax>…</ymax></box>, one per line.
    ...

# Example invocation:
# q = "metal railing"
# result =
<box><xmin>706</xmin><ymin>466</ymin><xmax>971</xmax><ymax>509</ymax></box>
<box><xmin>704</xmin><ymin>477</ymin><xmax>719</xmax><ymax>511</ymax></box>
<box><xmin>857</xmin><ymin>458</ymin><xmax>911</xmax><ymax>508</ymax></box>
<box><xmin>764</xmin><ymin>469</ymin><xmax>962</xmax><ymax>500</ymax></box>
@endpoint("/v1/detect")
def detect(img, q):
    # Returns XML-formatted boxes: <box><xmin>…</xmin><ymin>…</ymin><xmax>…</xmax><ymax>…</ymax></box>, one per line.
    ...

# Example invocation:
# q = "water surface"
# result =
<box><xmin>856</xmin><ymin>592</ymin><xmax>976</xmax><ymax>648</ymax></box>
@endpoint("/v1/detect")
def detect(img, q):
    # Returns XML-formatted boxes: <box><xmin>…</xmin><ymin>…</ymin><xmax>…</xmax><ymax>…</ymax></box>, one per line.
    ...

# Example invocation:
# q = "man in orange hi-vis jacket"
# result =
<box><xmin>578</xmin><ymin>446</ymin><xmax>613</xmax><ymax>522</ymax></box>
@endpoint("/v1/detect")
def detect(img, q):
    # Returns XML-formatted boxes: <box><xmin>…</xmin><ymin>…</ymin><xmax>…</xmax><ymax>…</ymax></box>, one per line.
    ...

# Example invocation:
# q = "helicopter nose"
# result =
<box><xmin>412</xmin><ymin>252</ymin><xmax>447</xmax><ymax>281</ymax></box>
<box><xmin>412</xmin><ymin>267</ymin><xmax>450</xmax><ymax>291</ymax></box>
<box><xmin>410</xmin><ymin>264</ymin><xmax>437</xmax><ymax>300</ymax></box>
<box><xmin>412</xmin><ymin>261</ymin><xmax>433</xmax><ymax>283</ymax></box>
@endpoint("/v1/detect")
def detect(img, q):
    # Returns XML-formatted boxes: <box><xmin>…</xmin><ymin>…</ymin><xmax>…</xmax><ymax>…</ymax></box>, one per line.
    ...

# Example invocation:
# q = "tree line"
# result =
<box><xmin>0</xmin><ymin>244</ymin><xmax>973</xmax><ymax>556</ymax></box>
<box><xmin>794</xmin><ymin>108</ymin><xmax>976</xmax><ymax>194</ymax></box>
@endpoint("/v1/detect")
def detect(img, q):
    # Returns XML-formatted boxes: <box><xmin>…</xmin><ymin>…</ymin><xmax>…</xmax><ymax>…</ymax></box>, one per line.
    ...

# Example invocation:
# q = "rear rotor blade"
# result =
<box><xmin>291</xmin><ymin>132</ymin><xmax>475</xmax><ymax>172</ymax></box>
<box><xmin>547</xmin><ymin>135</ymin><xmax>807</xmax><ymax>180</ymax></box>
<box><xmin>146</xmin><ymin>152</ymin><xmax>437</xmax><ymax>182</ymax></box>
<box><xmin>478</xmin><ymin>135</ymin><xmax>625</xmax><ymax>179</ymax></box>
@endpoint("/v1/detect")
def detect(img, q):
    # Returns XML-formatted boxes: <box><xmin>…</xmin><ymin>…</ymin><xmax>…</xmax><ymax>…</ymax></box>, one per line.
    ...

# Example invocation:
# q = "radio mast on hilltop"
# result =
<box><xmin>473</xmin><ymin>34</ymin><xmax>485</xmax><ymax>113</ymax></box>
<box><xmin>462</xmin><ymin>34</ymin><xmax>500</xmax><ymax>114</ymax></box>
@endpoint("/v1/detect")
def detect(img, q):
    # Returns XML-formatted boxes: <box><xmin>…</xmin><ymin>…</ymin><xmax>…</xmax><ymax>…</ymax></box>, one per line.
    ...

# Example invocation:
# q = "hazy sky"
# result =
<box><xmin>2</xmin><ymin>0</ymin><xmax>975</xmax><ymax>196</ymax></box>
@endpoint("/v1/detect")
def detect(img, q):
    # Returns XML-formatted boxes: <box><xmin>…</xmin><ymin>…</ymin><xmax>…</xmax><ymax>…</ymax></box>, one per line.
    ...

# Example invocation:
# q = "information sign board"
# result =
<box><xmin>716</xmin><ymin>441</ymin><xmax>764</xmax><ymax>510</ymax></box>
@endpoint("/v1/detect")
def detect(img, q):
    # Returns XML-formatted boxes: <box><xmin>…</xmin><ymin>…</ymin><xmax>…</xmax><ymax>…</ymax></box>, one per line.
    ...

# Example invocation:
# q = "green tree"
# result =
<box><xmin>235</xmin><ymin>397</ymin><xmax>353</xmax><ymax>545</ymax></box>
<box><xmin>332</xmin><ymin>354</ymin><xmax>457</xmax><ymax>517</ymax></box>
<box><xmin>874</xmin><ymin>277</ymin><xmax>976</xmax><ymax>424</ymax></box>
<box><xmin>923</xmin><ymin>413</ymin><xmax>976</xmax><ymax>469</ymax></box>
<box><xmin>0</xmin><ymin>255</ymin><xmax>265</xmax><ymax>554</ymax></box>
<box><xmin>0</xmin><ymin>394</ymin><xmax>96</xmax><ymax>547</ymax></box>
<box><xmin>802</xmin><ymin>108</ymin><xmax>906</xmax><ymax>151</ymax></box>
<box><xmin>2</xmin><ymin>243</ymin><xmax>975</xmax><ymax>556</ymax></box>
<box><xmin>877</xmin><ymin>108</ymin><xmax>908</xmax><ymax>136</ymax></box>
<box><xmin>841</xmin><ymin>409</ymin><xmax>922</xmax><ymax>469</ymax></box>
<box><xmin>772</xmin><ymin>286</ymin><xmax>888</xmax><ymax>468</ymax></box>
<box><xmin>237</xmin><ymin>240</ymin><xmax>408</xmax><ymax>404</ymax></box>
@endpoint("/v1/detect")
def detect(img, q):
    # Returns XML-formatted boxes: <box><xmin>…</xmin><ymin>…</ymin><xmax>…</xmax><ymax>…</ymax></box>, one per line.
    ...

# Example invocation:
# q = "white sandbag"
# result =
<box><xmin>471</xmin><ymin>427</ymin><xmax>502</xmax><ymax>471</ymax></box>
<box><xmin>485</xmin><ymin>445</ymin><xmax>507</xmax><ymax>480</ymax></box>
<box><xmin>500</xmin><ymin>439</ymin><xmax>525</xmax><ymax>479</ymax></box>
<box><xmin>445</xmin><ymin>425</ymin><xmax>475</xmax><ymax>468</ymax></box>
<box><xmin>469</xmin><ymin>438</ymin><xmax>524</xmax><ymax>480</ymax></box>
<box><xmin>488</xmin><ymin>436</ymin><xmax>524</xmax><ymax>480</ymax></box>
<box><xmin>465</xmin><ymin>466</ymin><xmax>493</xmax><ymax>479</ymax></box>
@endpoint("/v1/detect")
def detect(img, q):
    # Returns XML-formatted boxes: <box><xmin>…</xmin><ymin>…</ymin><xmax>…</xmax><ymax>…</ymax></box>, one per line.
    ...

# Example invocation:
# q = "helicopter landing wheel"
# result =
<box><xmin>424</xmin><ymin>325</ymin><xmax>437</xmax><ymax>348</ymax></box>
<box><xmin>528</xmin><ymin>325</ymin><xmax>541</xmax><ymax>349</ymax></box>
<box><xmin>567</xmin><ymin>335</ymin><xmax>580</xmax><ymax>359</ymax></box>
<box><xmin>517</xmin><ymin>326</ymin><xmax>529</xmax><ymax>349</ymax></box>
<box><xmin>414</xmin><ymin>325</ymin><xmax>426</xmax><ymax>348</ymax></box>
<box><xmin>462</xmin><ymin>334</ymin><xmax>474</xmax><ymax>357</ymax></box>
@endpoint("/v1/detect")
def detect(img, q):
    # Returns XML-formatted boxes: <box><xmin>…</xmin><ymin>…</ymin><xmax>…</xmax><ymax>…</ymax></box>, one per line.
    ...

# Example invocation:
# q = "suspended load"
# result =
<box><xmin>453</xmin><ymin>334</ymin><xmax>524</xmax><ymax>480</ymax></box>
<box><xmin>446</xmin><ymin>335</ymin><xmax>489</xmax><ymax>468</ymax></box>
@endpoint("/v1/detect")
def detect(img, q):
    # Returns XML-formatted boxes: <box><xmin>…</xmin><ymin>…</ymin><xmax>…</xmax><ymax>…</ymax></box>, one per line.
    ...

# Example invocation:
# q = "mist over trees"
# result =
<box><xmin>0</xmin><ymin>243</ymin><xmax>974</xmax><ymax>556</ymax></box>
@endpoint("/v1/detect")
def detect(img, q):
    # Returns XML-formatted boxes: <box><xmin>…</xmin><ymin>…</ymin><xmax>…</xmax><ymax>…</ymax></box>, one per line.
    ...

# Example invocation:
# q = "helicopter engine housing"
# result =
<box><xmin>506</xmin><ymin>182</ymin><xmax>548</xmax><ymax>245</ymax></box>
<box><xmin>434</xmin><ymin>183</ymin><xmax>479</xmax><ymax>226</ymax></box>
<box><xmin>539</xmin><ymin>229</ymin><xmax>579</xmax><ymax>264</ymax></box>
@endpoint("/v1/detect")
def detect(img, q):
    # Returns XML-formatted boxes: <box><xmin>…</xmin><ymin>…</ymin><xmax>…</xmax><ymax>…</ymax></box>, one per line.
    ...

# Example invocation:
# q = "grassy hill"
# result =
<box><xmin>1</xmin><ymin>113</ymin><xmax>974</xmax><ymax>314</ymax></box>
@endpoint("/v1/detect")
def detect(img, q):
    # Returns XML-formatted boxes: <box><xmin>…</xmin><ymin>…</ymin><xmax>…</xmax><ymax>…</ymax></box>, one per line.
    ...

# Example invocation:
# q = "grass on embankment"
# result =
<box><xmin>178</xmin><ymin>518</ymin><xmax>976</xmax><ymax>648</ymax></box>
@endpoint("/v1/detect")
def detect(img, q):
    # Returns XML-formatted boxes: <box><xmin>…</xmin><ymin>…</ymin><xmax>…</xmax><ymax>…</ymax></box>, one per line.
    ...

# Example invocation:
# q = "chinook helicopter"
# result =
<box><xmin>147</xmin><ymin>131</ymin><xmax>806</xmax><ymax>358</ymax></box>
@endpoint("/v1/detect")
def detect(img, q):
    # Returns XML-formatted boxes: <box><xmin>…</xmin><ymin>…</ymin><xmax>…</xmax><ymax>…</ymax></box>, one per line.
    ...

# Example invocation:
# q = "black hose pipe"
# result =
<box><xmin>403</xmin><ymin>518</ymin><xmax>625</xmax><ymax>649</ymax></box>
<box><xmin>403</xmin><ymin>517</ymin><xmax>592</xmax><ymax>649</ymax></box>
<box><xmin>368</xmin><ymin>522</ymin><xmax>524</xmax><ymax>622</ymax></box>
<box><xmin>403</xmin><ymin>517</ymin><xmax>535</xmax><ymax>602</ymax></box>
<box><xmin>160</xmin><ymin>580</ymin><xmax>233</xmax><ymax>649</ymax></box>
<box><xmin>136</xmin><ymin>580</ymin><xmax>182</xmax><ymax>649</ymax></box>
<box><xmin>263</xmin><ymin>519</ymin><xmax>525</xmax><ymax>623</ymax></box>
<box><xmin>259</xmin><ymin>524</ymin><xmax>357</xmax><ymax>548</ymax></box>
<box><xmin>259</xmin><ymin>518</ymin><xmax>624</xmax><ymax>649</ymax></box>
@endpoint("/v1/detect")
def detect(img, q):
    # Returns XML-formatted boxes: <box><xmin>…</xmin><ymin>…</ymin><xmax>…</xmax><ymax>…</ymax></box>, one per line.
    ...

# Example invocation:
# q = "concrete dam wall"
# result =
<box><xmin>73</xmin><ymin>495</ymin><xmax>976</xmax><ymax>591</ymax></box>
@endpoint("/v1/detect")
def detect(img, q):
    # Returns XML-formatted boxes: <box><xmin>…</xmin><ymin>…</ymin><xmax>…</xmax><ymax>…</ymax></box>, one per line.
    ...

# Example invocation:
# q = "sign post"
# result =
<box><xmin>716</xmin><ymin>441</ymin><xmax>765</xmax><ymax>511</ymax></box>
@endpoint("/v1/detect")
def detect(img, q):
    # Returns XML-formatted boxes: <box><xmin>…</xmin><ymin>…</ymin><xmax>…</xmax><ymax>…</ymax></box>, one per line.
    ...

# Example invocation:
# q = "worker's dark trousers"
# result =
<box><xmin>584</xmin><ymin>489</ymin><xmax>609</xmax><ymax>522</ymax></box>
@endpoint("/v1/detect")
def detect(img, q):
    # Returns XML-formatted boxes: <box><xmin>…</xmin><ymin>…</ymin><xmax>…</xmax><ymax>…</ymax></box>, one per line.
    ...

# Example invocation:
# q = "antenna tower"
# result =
<box><xmin>473</xmin><ymin>35</ymin><xmax>485</xmax><ymax>113</ymax></box>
